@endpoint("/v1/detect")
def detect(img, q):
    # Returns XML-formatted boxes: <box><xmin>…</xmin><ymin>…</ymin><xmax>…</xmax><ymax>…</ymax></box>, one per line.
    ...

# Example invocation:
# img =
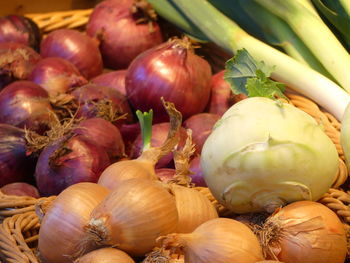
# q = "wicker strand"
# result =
<box><xmin>0</xmin><ymin>212</ymin><xmax>40</xmax><ymax>263</ymax></box>
<box><xmin>318</xmin><ymin>189</ymin><xmax>350</xmax><ymax>223</ymax></box>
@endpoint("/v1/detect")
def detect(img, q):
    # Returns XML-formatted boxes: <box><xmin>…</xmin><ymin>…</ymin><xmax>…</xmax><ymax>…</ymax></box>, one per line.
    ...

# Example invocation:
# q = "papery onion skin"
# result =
<box><xmin>75</xmin><ymin>247</ymin><xmax>135</xmax><ymax>263</ymax></box>
<box><xmin>97</xmin><ymin>159</ymin><xmax>158</xmax><ymax>191</ymax></box>
<box><xmin>35</xmin><ymin>135</ymin><xmax>111</xmax><ymax>196</ymax></box>
<box><xmin>159</xmin><ymin>218</ymin><xmax>264</xmax><ymax>263</ymax></box>
<box><xmin>86</xmin><ymin>0</ymin><xmax>163</xmax><ymax>69</ymax></box>
<box><xmin>0</xmin><ymin>182</ymin><xmax>39</xmax><ymax>198</ymax></box>
<box><xmin>38</xmin><ymin>182</ymin><xmax>109</xmax><ymax>263</ymax></box>
<box><xmin>125</xmin><ymin>39</ymin><xmax>212</xmax><ymax>123</ymax></box>
<box><xmin>155</xmin><ymin>168</ymin><xmax>176</xmax><ymax>183</ymax></box>
<box><xmin>71</xmin><ymin>83</ymin><xmax>133</xmax><ymax>124</ymax></box>
<box><xmin>40</xmin><ymin>29</ymin><xmax>103</xmax><ymax>79</ymax></box>
<box><xmin>0</xmin><ymin>43</ymin><xmax>41</xmax><ymax>89</ymax></box>
<box><xmin>207</xmin><ymin>70</ymin><xmax>247</xmax><ymax>116</ymax></box>
<box><xmin>183</xmin><ymin>113</ymin><xmax>220</xmax><ymax>155</ymax></box>
<box><xmin>88</xmin><ymin>178</ymin><xmax>179</xmax><ymax>257</ymax></box>
<box><xmin>0</xmin><ymin>15</ymin><xmax>41</xmax><ymax>51</ymax></box>
<box><xmin>189</xmin><ymin>155</ymin><xmax>206</xmax><ymax>187</ymax></box>
<box><xmin>91</xmin><ymin>70</ymin><xmax>127</xmax><ymax>96</ymax></box>
<box><xmin>130</xmin><ymin>122</ymin><xmax>188</xmax><ymax>168</ymax></box>
<box><xmin>201</xmin><ymin>97</ymin><xmax>339</xmax><ymax>213</ymax></box>
<box><xmin>264</xmin><ymin>201</ymin><xmax>347</xmax><ymax>263</ymax></box>
<box><xmin>0</xmin><ymin>81</ymin><xmax>53</xmax><ymax>133</ymax></box>
<box><xmin>73</xmin><ymin>118</ymin><xmax>125</xmax><ymax>161</ymax></box>
<box><xmin>0</xmin><ymin>124</ymin><xmax>36</xmax><ymax>187</ymax></box>
<box><xmin>29</xmin><ymin>57</ymin><xmax>87</xmax><ymax>97</ymax></box>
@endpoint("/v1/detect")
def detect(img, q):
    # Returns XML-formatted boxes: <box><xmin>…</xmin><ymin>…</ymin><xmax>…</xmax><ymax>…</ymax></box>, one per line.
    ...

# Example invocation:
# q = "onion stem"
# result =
<box><xmin>136</xmin><ymin>109</ymin><xmax>153</xmax><ymax>151</ymax></box>
<box><xmin>255</xmin><ymin>0</ymin><xmax>350</xmax><ymax>92</ymax></box>
<box><xmin>168</xmin><ymin>0</ymin><xmax>350</xmax><ymax>120</ymax></box>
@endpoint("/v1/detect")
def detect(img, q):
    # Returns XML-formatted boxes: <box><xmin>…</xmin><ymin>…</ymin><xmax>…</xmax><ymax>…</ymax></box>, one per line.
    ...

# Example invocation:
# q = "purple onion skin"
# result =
<box><xmin>155</xmin><ymin>168</ymin><xmax>176</xmax><ymax>183</ymax></box>
<box><xmin>86</xmin><ymin>0</ymin><xmax>163</xmax><ymax>69</ymax></box>
<box><xmin>0</xmin><ymin>42</ymin><xmax>41</xmax><ymax>90</ymax></box>
<box><xmin>119</xmin><ymin>122</ymin><xmax>141</xmax><ymax>156</ymax></box>
<box><xmin>29</xmin><ymin>57</ymin><xmax>87</xmax><ymax>97</ymax></box>
<box><xmin>35</xmin><ymin>135</ymin><xmax>111</xmax><ymax>196</ymax></box>
<box><xmin>0</xmin><ymin>15</ymin><xmax>41</xmax><ymax>51</ymax></box>
<box><xmin>189</xmin><ymin>155</ymin><xmax>206</xmax><ymax>187</ymax></box>
<box><xmin>71</xmin><ymin>83</ymin><xmax>133</xmax><ymax>124</ymax></box>
<box><xmin>183</xmin><ymin>113</ymin><xmax>220</xmax><ymax>155</ymax></box>
<box><xmin>0</xmin><ymin>81</ymin><xmax>53</xmax><ymax>133</ymax></box>
<box><xmin>73</xmin><ymin>118</ymin><xmax>125</xmax><ymax>161</ymax></box>
<box><xmin>207</xmin><ymin>70</ymin><xmax>247</xmax><ymax>116</ymax></box>
<box><xmin>91</xmin><ymin>70</ymin><xmax>127</xmax><ymax>96</ymax></box>
<box><xmin>40</xmin><ymin>29</ymin><xmax>103</xmax><ymax>79</ymax></box>
<box><xmin>0</xmin><ymin>124</ymin><xmax>36</xmax><ymax>187</ymax></box>
<box><xmin>130</xmin><ymin>122</ymin><xmax>188</xmax><ymax>168</ymax></box>
<box><xmin>0</xmin><ymin>182</ymin><xmax>40</xmax><ymax>198</ymax></box>
<box><xmin>125</xmin><ymin>40</ymin><xmax>212</xmax><ymax>123</ymax></box>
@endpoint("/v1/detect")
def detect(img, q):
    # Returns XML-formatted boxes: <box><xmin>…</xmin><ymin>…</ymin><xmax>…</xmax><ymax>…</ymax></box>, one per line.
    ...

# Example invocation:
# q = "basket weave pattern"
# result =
<box><xmin>0</xmin><ymin>8</ymin><xmax>349</xmax><ymax>263</ymax></box>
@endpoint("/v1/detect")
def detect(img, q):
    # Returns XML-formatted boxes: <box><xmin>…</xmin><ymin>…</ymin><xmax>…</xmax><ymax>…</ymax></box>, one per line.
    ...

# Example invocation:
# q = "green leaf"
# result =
<box><xmin>224</xmin><ymin>48</ymin><xmax>286</xmax><ymax>100</ymax></box>
<box><xmin>136</xmin><ymin>109</ymin><xmax>153</xmax><ymax>151</ymax></box>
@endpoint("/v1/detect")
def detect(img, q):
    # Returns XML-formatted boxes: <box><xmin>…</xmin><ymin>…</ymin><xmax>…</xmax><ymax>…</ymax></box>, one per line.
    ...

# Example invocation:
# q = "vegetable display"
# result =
<box><xmin>1</xmin><ymin>0</ymin><xmax>350</xmax><ymax>263</ymax></box>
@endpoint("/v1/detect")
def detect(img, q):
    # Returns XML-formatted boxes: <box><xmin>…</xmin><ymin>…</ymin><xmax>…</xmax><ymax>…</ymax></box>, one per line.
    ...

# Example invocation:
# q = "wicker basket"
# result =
<box><xmin>0</xmin><ymin>8</ymin><xmax>350</xmax><ymax>263</ymax></box>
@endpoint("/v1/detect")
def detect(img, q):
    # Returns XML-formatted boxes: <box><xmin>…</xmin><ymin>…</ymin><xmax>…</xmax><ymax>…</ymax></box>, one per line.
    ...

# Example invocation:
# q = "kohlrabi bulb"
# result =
<box><xmin>201</xmin><ymin>97</ymin><xmax>339</xmax><ymax>213</ymax></box>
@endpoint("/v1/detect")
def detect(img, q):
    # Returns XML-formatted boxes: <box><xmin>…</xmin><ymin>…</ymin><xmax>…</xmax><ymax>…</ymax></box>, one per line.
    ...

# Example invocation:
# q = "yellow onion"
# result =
<box><xmin>75</xmin><ymin>247</ymin><xmax>135</xmax><ymax>263</ymax></box>
<box><xmin>258</xmin><ymin>201</ymin><xmax>347</xmax><ymax>263</ymax></box>
<box><xmin>85</xmin><ymin>178</ymin><xmax>179</xmax><ymax>257</ymax></box>
<box><xmin>146</xmin><ymin>218</ymin><xmax>264</xmax><ymax>263</ymax></box>
<box><xmin>98</xmin><ymin>99</ymin><xmax>182</xmax><ymax>191</ymax></box>
<box><xmin>38</xmin><ymin>182</ymin><xmax>109</xmax><ymax>263</ymax></box>
<box><xmin>168</xmin><ymin>184</ymin><xmax>218</xmax><ymax>233</ymax></box>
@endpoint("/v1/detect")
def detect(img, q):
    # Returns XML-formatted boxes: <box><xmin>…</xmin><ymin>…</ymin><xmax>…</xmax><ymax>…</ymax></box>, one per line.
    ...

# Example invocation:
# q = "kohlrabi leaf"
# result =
<box><xmin>224</xmin><ymin>48</ymin><xmax>287</xmax><ymax>100</ymax></box>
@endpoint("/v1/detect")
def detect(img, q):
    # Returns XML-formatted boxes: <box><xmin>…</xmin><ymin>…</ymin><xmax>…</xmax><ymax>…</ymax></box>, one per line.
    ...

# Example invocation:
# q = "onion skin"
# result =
<box><xmin>0</xmin><ymin>81</ymin><xmax>53</xmax><ymax>133</ymax></box>
<box><xmin>0</xmin><ymin>182</ymin><xmax>39</xmax><ymax>198</ymax></box>
<box><xmin>130</xmin><ymin>122</ymin><xmax>188</xmax><ymax>168</ymax></box>
<box><xmin>71</xmin><ymin>83</ymin><xmax>133</xmax><ymax>124</ymax></box>
<box><xmin>73</xmin><ymin>118</ymin><xmax>125</xmax><ymax>161</ymax></box>
<box><xmin>125</xmin><ymin>39</ymin><xmax>212</xmax><ymax>123</ymax></box>
<box><xmin>0</xmin><ymin>42</ymin><xmax>41</xmax><ymax>89</ymax></box>
<box><xmin>35</xmin><ymin>135</ymin><xmax>111</xmax><ymax>196</ymax></box>
<box><xmin>155</xmin><ymin>168</ymin><xmax>176</xmax><ymax>183</ymax></box>
<box><xmin>189</xmin><ymin>155</ymin><xmax>206</xmax><ymax>187</ymax></box>
<box><xmin>86</xmin><ymin>0</ymin><xmax>163</xmax><ymax>69</ymax></box>
<box><xmin>40</xmin><ymin>29</ymin><xmax>103</xmax><ymax>79</ymax></box>
<box><xmin>38</xmin><ymin>182</ymin><xmax>109</xmax><ymax>263</ymax></box>
<box><xmin>75</xmin><ymin>247</ymin><xmax>135</xmax><ymax>263</ymax></box>
<box><xmin>207</xmin><ymin>70</ymin><xmax>247</xmax><ymax>116</ymax></box>
<box><xmin>0</xmin><ymin>124</ymin><xmax>36</xmax><ymax>187</ymax></box>
<box><xmin>91</xmin><ymin>70</ymin><xmax>127</xmax><ymax>96</ymax></box>
<box><xmin>183</xmin><ymin>113</ymin><xmax>220</xmax><ymax>154</ymax></box>
<box><xmin>0</xmin><ymin>15</ymin><xmax>41</xmax><ymax>51</ymax></box>
<box><xmin>263</xmin><ymin>201</ymin><xmax>347</xmax><ymax>263</ymax></box>
<box><xmin>87</xmin><ymin>178</ymin><xmax>179</xmax><ymax>257</ymax></box>
<box><xmin>29</xmin><ymin>57</ymin><xmax>87</xmax><ymax>97</ymax></box>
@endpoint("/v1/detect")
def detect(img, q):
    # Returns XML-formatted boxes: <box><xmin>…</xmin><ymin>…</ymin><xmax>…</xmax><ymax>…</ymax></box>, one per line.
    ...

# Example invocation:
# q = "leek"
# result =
<box><xmin>255</xmin><ymin>0</ymin><xmax>350</xmax><ymax>92</ymax></box>
<box><xmin>170</xmin><ymin>0</ymin><xmax>350</xmax><ymax>120</ymax></box>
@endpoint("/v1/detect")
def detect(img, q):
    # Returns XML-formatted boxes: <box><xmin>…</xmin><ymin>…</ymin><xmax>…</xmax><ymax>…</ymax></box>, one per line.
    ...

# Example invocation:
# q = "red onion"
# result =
<box><xmin>207</xmin><ymin>70</ymin><xmax>247</xmax><ymax>116</ymax></box>
<box><xmin>155</xmin><ymin>168</ymin><xmax>176</xmax><ymax>183</ymax></box>
<box><xmin>189</xmin><ymin>155</ymin><xmax>206</xmax><ymax>187</ymax></box>
<box><xmin>40</xmin><ymin>29</ymin><xmax>103</xmax><ymax>79</ymax></box>
<box><xmin>71</xmin><ymin>83</ymin><xmax>133</xmax><ymax>124</ymax></box>
<box><xmin>0</xmin><ymin>42</ymin><xmax>41</xmax><ymax>90</ymax></box>
<box><xmin>0</xmin><ymin>15</ymin><xmax>41</xmax><ymax>51</ymax></box>
<box><xmin>119</xmin><ymin>122</ymin><xmax>141</xmax><ymax>155</ymax></box>
<box><xmin>183</xmin><ymin>113</ymin><xmax>220</xmax><ymax>154</ymax></box>
<box><xmin>29</xmin><ymin>57</ymin><xmax>87</xmax><ymax>97</ymax></box>
<box><xmin>125</xmin><ymin>38</ymin><xmax>212</xmax><ymax>123</ymax></box>
<box><xmin>86</xmin><ymin>0</ymin><xmax>163</xmax><ymax>69</ymax></box>
<box><xmin>0</xmin><ymin>182</ymin><xmax>39</xmax><ymax>198</ymax></box>
<box><xmin>130</xmin><ymin>122</ymin><xmax>187</xmax><ymax>168</ymax></box>
<box><xmin>91</xmin><ymin>70</ymin><xmax>127</xmax><ymax>96</ymax></box>
<box><xmin>0</xmin><ymin>81</ymin><xmax>53</xmax><ymax>133</ymax></box>
<box><xmin>0</xmin><ymin>124</ymin><xmax>36</xmax><ymax>187</ymax></box>
<box><xmin>35</xmin><ymin>135</ymin><xmax>111</xmax><ymax>196</ymax></box>
<box><xmin>73</xmin><ymin>118</ymin><xmax>125</xmax><ymax>161</ymax></box>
